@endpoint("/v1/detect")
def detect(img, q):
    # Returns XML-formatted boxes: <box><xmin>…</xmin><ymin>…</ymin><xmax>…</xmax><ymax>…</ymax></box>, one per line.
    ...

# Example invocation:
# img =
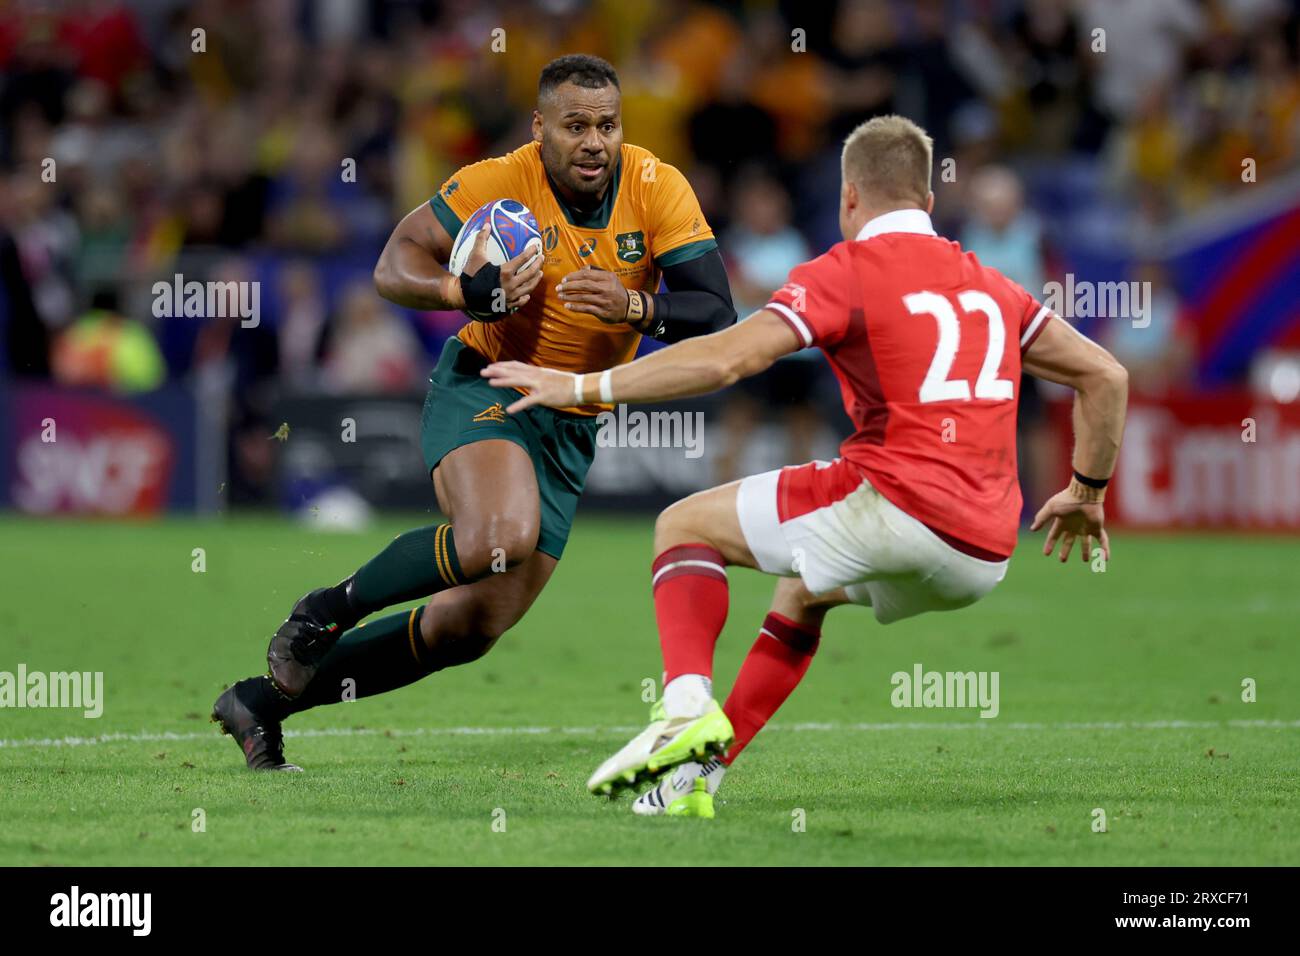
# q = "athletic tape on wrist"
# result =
<box><xmin>626</xmin><ymin>289</ymin><xmax>645</xmax><ymax>325</ymax></box>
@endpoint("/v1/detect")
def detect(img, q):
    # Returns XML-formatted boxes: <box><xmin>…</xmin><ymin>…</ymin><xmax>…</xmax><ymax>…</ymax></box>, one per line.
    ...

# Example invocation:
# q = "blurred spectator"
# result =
<box><xmin>197</xmin><ymin>254</ymin><xmax>281</xmax><ymax>507</ymax></box>
<box><xmin>687</xmin><ymin>48</ymin><xmax>779</xmax><ymax>179</ymax></box>
<box><xmin>276</xmin><ymin>260</ymin><xmax>328</xmax><ymax>392</ymax></box>
<box><xmin>191</xmin><ymin>256</ymin><xmax>278</xmax><ymax>390</ymax></box>
<box><xmin>0</xmin><ymin>237</ymin><xmax>47</xmax><ymax>373</ymax></box>
<box><xmin>723</xmin><ymin>169</ymin><xmax>812</xmax><ymax>317</ymax></box>
<box><xmin>322</xmin><ymin>280</ymin><xmax>422</xmax><ymax>394</ymax></box>
<box><xmin>908</xmin><ymin>0</ymin><xmax>980</xmax><ymax>156</ymax></box>
<box><xmin>743</xmin><ymin>11</ymin><xmax>834</xmax><ymax>164</ymax></box>
<box><xmin>713</xmin><ymin>170</ymin><xmax>820</xmax><ymax>483</ymax></box>
<box><xmin>1078</xmin><ymin>0</ymin><xmax>1206</xmax><ymax>122</ymax></box>
<box><xmin>51</xmin><ymin>287</ymin><xmax>164</xmax><ymax>392</ymax></box>
<box><xmin>822</xmin><ymin>0</ymin><xmax>901</xmax><ymax>144</ymax></box>
<box><xmin>962</xmin><ymin>165</ymin><xmax>1046</xmax><ymax>294</ymax></box>
<box><xmin>73</xmin><ymin>180</ymin><xmax>130</xmax><ymax>286</ymax></box>
<box><xmin>7</xmin><ymin>170</ymin><xmax>78</xmax><ymax>332</ymax></box>
<box><xmin>961</xmin><ymin>164</ymin><xmax>1053</xmax><ymax>515</ymax></box>
<box><xmin>264</xmin><ymin>125</ymin><xmax>353</xmax><ymax>254</ymax></box>
<box><xmin>1007</xmin><ymin>0</ymin><xmax>1088</xmax><ymax>152</ymax></box>
<box><xmin>1097</xmin><ymin>260</ymin><xmax>1196</xmax><ymax>397</ymax></box>
<box><xmin>1252</xmin><ymin>30</ymin><xmax>1300</xmax><ymax>169</ymax></box>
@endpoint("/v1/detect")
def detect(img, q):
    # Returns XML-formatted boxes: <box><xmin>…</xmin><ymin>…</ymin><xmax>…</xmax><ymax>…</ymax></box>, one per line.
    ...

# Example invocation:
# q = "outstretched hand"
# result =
<box><xmin>481</xmin><ymin>361</ymin><xmax>580</xmax><ymax>414</ymax></box>
<box><xmin>1030</xmin><ymin>487</ymin><xmax>1110</xmax><ymax>563</ymax></box>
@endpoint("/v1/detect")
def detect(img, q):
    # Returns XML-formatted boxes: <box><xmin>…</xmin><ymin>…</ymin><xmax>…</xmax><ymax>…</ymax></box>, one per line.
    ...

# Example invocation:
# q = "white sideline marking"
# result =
<box><xmin>1</xmin><ymin>719</ymin><xmax>1297</xmax><ymax>750</ymax></box>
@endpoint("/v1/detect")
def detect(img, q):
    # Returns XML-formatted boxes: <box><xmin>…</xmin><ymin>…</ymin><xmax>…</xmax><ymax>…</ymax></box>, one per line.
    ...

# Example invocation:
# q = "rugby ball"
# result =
<box><xmin>449</xmin><ymin>199</ymin><xmax>543</xmax><ymax>320</ymax></box>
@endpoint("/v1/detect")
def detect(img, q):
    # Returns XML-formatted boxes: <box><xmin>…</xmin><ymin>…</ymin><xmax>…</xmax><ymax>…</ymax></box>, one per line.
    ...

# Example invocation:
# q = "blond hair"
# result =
<box><xmin>841</xmin><ymin>115</ymin><xmax>933</xmax><ymax>206</ymax></box>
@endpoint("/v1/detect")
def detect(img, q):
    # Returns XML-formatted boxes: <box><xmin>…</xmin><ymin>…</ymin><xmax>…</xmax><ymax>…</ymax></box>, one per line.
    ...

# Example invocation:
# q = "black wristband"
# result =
<box><xmin>459</xmin><ymin>263</ymin><xmax>505</xmax><ymax>318</ymax></box>
<box><xmin>1072</xmin><ymin>470</ymin><xmax>1110</xmax><ymax>489</ymax></box>
<box><xmin>640</xmin><ymin>292</ymin><xmax>667</xmax><ymax>339</ymax></box>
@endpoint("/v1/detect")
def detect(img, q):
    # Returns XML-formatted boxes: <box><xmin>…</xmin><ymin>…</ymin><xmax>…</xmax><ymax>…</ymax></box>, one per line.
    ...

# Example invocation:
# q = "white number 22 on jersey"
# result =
<box><xmin>903</xmin><ymin>290</ymin><xmax>1015</xmax><ymax>403</ymax></box>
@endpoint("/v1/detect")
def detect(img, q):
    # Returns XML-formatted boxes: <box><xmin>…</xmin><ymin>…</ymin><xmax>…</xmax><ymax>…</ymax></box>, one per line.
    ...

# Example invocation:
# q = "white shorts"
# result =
<box><xmin>736</xmin><ymin>458</ymin><xmax>1009</xmax><ymax>624</ymax></box>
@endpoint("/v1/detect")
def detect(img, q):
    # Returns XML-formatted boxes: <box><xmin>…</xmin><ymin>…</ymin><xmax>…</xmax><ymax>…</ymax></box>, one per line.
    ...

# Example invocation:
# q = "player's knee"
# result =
<box><xmin>772</xmin><ymin>576</ymin><xmax>814</xmax><ymax>613</ymax></box>
<box><xmin>453</xmin><ymin>514</ymin><xmax>539</xmax><ymax>579</ymax></box>
<box><xmin>772</xmin><ymin>576</ymin><xmax>843</xmax><ymax>627</ymax></box>
<box><xmin>654</xmin><ymin>497</ymin><xmax>706</xmax><ymax>552</ymax></box>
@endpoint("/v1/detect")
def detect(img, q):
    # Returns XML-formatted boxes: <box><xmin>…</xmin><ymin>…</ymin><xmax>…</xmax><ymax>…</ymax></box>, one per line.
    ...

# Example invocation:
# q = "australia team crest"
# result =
<box><xmin>615</xmin><ymin>231</ymin><xmax>646</xmax><ymax>264</ymax></box>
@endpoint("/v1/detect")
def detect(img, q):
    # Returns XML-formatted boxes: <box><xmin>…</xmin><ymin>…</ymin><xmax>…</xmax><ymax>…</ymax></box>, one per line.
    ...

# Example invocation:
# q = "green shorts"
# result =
<box><xmin>420</xmin><ymin>338</ymin><xmax>599</xmax><ymax>559</ymax></box>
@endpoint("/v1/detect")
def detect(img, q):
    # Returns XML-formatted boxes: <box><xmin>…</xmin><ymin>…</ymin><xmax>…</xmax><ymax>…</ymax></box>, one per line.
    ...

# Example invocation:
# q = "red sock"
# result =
<box><xmin>721</xmin><ymin>612</ymin><xmax>820</xmax><ymax>764</ymax></box>
<box><xmin>652</xmin><ymin>543</ymin><xmax>729</xmax><ymax>684</ymax></box>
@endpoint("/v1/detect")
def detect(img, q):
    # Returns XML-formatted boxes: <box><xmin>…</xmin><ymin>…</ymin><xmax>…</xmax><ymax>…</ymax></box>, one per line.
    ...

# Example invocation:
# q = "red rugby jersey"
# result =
<box><xmin>765</xmin><ymin>210</ymin><xmax>1054</xmax><ymax>559</ymax></box>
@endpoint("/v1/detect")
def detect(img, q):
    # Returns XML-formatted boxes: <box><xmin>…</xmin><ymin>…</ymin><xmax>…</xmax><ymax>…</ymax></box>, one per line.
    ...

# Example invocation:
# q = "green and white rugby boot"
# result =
<box><xmin>632</xmin><ymin>758</ymin><xmax>727</xmax><ymax>818</ymax></box>
<box><xmin>587</xmin><ymin>699</ymin><xmax>733</xmax><ymax>797</ymax></box>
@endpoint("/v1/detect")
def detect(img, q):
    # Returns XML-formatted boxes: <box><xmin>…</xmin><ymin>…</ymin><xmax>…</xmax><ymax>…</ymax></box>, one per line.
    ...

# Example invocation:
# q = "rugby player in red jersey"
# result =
<box><xmin>483</xmin><ymin>115</ymin><xmax>1129</xmax><ymax>817</ymax></box>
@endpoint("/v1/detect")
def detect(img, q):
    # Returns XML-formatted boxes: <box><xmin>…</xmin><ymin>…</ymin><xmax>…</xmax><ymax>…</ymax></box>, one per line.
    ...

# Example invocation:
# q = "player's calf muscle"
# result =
<box><xmin>419</xmin><ymin>552</ymin><xmax>557</xmax><ymax>651</ymax></box>
<box><xmin>419</xmin><ymin>615</ymin><xmax>500</xmax><ymax>664</ymax></box>
<box><xmin>421</xmin><ymin>598</ymin><xmax>517</xmax><ymax>651</ymax></box>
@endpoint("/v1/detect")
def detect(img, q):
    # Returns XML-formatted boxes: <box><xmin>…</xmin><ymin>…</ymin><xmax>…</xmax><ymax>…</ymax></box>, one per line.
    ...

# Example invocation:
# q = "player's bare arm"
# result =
<box><xmin>373</xmin><ymin>202</ymin><xmax>541</xmax><ymax>312</ymax></box>
<box><xmin>480</xmin><ymin>308</ymin><xmax>798</xmax><ymax>413</ymax></box>
<box><xmin>1023</xmin><ymin>316</ymin><xmax>1129</xmax><ymax>563</ymax></box>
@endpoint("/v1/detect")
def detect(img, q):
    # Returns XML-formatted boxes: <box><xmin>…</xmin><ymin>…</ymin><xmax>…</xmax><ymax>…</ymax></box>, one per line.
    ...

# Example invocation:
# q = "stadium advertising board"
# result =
<box><xmin>1055</xmin><ymin>394</ymin><xmax>1300</xmax><ymax>531</ymax></box>
<box><xmin>0</xmin><ymin>382</ymin><xmax>215</xmax><ymax>516</ymax></box>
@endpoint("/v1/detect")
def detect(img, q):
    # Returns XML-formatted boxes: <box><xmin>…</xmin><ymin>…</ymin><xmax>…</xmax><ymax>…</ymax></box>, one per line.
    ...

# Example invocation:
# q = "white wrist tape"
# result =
<box><xmin>598</xmin><ymin>369</ymin><xmax>614</xmax><ymax>404</ymax></box>
<box><xmin>573</xmin><ymin>373</ymin><xmax>585</xmax><ymax>405</ymax></box>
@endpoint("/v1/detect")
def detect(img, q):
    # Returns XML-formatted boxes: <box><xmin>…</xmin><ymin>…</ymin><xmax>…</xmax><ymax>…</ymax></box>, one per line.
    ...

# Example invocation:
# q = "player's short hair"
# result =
<box><xmin>841</xmin><ymin>115</ymin><xmax>933</xmax><ymax>206</ymax></box>
<box><xmin>538</xmin><ymin>54</ymin><xmax>620</xmax><ymax>105</ymax></box>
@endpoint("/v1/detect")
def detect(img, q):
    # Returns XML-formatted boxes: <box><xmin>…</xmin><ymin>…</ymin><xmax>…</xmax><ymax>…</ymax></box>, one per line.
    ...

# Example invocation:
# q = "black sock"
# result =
<box><xmin>316</xmin><ymin>579</ymin><xmax>360</xmax><ymax>628</ymax></box>
<box><xmin>239</xmin><ymin>673</ymin><xmax>295</xmax><ymax>722</ymax></box>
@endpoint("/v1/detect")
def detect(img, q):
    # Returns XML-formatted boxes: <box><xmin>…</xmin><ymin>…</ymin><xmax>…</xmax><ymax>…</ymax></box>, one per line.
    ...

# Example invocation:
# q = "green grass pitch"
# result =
<box><xmin>0</xmin><ymin>514</ymin><xmax>1296</xmax><ymax>866</ymax></box>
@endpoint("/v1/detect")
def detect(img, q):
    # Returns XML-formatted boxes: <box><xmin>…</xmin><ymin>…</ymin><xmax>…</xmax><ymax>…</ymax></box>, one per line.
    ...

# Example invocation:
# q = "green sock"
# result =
<box><xmin>285</xmin><ymin>607</ymin><xmax>435</xmax><ymax>715</ymax></box>
<box><xmin>350</xmin><ymin>523</ymin><xmax>465</xmax><ymax>616</ymax></box>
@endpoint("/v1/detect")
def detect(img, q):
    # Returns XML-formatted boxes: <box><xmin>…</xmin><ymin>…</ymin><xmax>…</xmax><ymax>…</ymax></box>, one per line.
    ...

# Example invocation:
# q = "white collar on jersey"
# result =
<box><xmin>854</xmin><ymin>208</ymin><xmax>937</xmax><ymax>242</ymax></box>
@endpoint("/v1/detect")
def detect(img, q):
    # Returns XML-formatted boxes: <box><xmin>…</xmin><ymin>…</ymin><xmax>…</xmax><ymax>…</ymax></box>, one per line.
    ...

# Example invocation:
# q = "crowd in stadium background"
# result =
<box><xmin>1</xmin><ymin>0</ymin><xmax>1298</xmax><ymax>509</ymax></box>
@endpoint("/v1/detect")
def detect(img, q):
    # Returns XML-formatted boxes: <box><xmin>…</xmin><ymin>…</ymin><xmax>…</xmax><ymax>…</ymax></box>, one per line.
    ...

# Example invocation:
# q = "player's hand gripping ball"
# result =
<box><xmin>449</xmin><ymin>199</ymin><xmax>544</xmax><ymax>321</ymax></box>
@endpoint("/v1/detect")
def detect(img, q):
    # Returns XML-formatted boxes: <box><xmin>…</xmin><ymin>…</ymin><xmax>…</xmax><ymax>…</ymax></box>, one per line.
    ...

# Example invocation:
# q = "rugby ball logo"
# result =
<box><xmin>448</xmin><ymin>199</ymin><xmax>543</xmax><ymax>320</ymax></box>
